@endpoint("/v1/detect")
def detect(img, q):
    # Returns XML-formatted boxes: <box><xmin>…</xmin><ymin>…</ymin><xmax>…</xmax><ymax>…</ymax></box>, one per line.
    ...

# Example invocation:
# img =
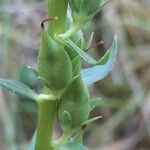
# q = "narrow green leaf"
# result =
<box><xmin>0</xmin><ymin>77</ymin><xmax>37</xmax><ymax>100</ymax></box>
<box><xmin>71</xmin><ymin>56</ymin><xmax>81</xmax><ymax>76</ymax></box>
<box><xmin>66</xmin><ymin>39</ymin><xmax>99</xmax><ymax>64</ymax></box>
<box><xmin>61</xmin><ymin>111</ymin><xmax>72</xmax><ymax>130</ymax></box>
<box><xmin>65</xmin><ymin>38</ymin><xmax>111</xmax><ymax>65</ymax></box>
<box><xmin>98</xmin><ymin>49</ymin><xmax>111</xmax><ymax>65</ymax></box>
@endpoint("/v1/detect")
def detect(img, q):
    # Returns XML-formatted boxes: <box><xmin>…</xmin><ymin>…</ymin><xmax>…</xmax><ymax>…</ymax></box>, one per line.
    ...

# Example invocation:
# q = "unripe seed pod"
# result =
<box><xmin>38</xmin><ymin>19</ymin><xmax>72</xmax><ymax>95</ymax></box>
<box><xmin>58</xmin><ymin>57</ymin><xmax>90</xmax><ymax>130</ymax></box>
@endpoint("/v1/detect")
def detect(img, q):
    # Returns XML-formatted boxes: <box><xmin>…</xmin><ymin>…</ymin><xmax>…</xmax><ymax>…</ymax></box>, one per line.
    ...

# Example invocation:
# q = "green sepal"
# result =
<box><xmin>90</xmin><ymin>98</ymin><xmax>101</xmax><ymax>112</ymax></box>
<box><xmin>58</xmin><ymin>73</ymin><xmax>90</xmax><ymax>130</ymax></box>
<box><xmin>64</xmin><ymin>10</ymin><xmax>85</xmax><ymax>59</ymax></box>
<box><xmin>101</xmin><ymin>0</ymin><xmax>111</xmax><ymax>7</ymax></box>
<box><xmin>80</xmin><ymin>0</ymin><xmax>101</xmax><ymax>15</ymax></box>
<box><xmin>76</xmin><ymin>34</ymin><xmax>85</xmax><ymax>50</ymax></box>
<box><xmin>26</xmin><ymin>66</ymin><xmax>38</xmax><ymax>77</ymax></box>
<box><xmin>98</xmin><ymin>49</ymin><xmax>111</xmax><ymax>65</ymax></box>
<box><xmin>71</xmin><ymin>56</ymin><xmax>81</xmax><ymax>76</ymax></box>
<box><xmin>65</xmin><ymin>38</ymin><xmax>111</xmax><ymax>65</ymax></box>
<box><xmin>60</xmin><ymin>111</ymin><xmax>72</xmax><ymax>130</ymax></box>
<box><xmin>68</xmin><ymin>0</ymin><xmax>79</xmax><ymax>13</ymax></box>
<box><xmin>69</xmin><ymin>0</ymin><xmax>111</xmax><ymax>25</ymax></box>
<box><xmin>87</xmin><ymin>0</ymin><xmax>111</xmax><ymax>19</ymax></box>
<box><xmin>38</xmin><ymin>27</ymin><xmax>72</xmax><ymax>93</ymax></box>
<box><xmin>83</xmin><ymin>116</ymin><xmax>102</xmax><ymax>126</ymax></box>
<box><xmin>65</xmin><ymin>9</ymin><xmax>83</xmax><ymax>46</ymax></box>
<box><xmin>86</xmin><ymin>32</ymin><xmax>94</xmax><ymax>49</ymax></box>
<box><xmin>65</xmin><ymin>46</ymin><xmax>78</xmax><ymax>61</ymax></box>
<box><xmin>65</xmin><ymin>38</ymin><xmax>84</xmax><ymax>61</ymax></box>
<box><xmin>0</xmin><ymin>77</ymin><xmax>38</xmax><ymax>101</ymax></box>
<box><xmin>70</xmin><ymin>29</ymin><xmax>85</xmax><ymax>50</ymax></box>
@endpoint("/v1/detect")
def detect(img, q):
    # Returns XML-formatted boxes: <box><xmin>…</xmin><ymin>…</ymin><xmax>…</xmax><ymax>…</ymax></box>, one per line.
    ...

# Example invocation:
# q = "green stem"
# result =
<box><xmin>47</xmin><ymin>0</ymin><xmax>68</xmax><ymax>36</ymax></box>
<box><xmin>35</xmin><ymin>95</ymin><xmax>56</xmax><ymax>150</ymax></box>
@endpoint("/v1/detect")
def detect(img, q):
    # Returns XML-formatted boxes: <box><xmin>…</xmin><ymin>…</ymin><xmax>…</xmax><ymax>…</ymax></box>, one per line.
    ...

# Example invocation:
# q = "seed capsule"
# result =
<box><xmin>38</xmin><ymin>18</ymin><xmax>72</xmax><ymax>96</ymax></box>
<box><xmin>58</xmin><ymin>57</ymin><xmax>90</xmax><ymax>130</ymax></box>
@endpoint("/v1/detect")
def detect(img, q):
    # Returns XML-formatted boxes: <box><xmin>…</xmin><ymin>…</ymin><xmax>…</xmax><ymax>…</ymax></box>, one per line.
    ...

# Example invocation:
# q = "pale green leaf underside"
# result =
<box><xmin>0</xmin><ymin>77</ymin><xmax>37</xmax><ymax>100</ymax></box>
<box><xmin>81</xmin><ymin>35</ymin><xmax>117</xmax><ymax>86</ymax></box>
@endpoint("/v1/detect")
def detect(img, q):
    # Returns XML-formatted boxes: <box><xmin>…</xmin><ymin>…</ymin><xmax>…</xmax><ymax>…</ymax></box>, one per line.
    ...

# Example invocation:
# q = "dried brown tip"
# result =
<box><xmin>86</xmin><ymin>41</ymin><xmax>104</xmax><ymax>52</ymax></box>
<box><xmin>41</xmin><ymin>16</ymin><xmax>58</xmax><ymax>28</ymax></box>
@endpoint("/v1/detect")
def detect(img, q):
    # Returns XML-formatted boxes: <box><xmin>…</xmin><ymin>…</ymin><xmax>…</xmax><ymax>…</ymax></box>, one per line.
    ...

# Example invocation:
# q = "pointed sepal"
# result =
<box><xmin>90</xmin><ymin>98</ymin><xmax>101</xmax><ymax>112</ymax></box>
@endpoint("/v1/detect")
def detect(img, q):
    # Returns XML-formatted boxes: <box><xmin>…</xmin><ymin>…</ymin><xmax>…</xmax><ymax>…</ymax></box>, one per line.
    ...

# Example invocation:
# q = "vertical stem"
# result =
<box><xmin>36</xmin><ymin>99</ymin><xmax>56</xmax><ymax>150</ymax></box>
<box><xmin>35</xmin><ymin>1</ymin><xmax>68</xmax><ymax>149</ymax></box>
<box><xmin>47</xmin><ymin>0</ymin><xmax>68</xmax><ymax>36</ymax></box>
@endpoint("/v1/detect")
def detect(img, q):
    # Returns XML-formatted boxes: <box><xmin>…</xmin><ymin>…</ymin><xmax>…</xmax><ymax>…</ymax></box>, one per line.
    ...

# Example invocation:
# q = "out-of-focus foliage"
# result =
<box><xmin>0</xmin><ymin>0</ymin><xmax>149</xmax><ymax>150</ymax></box>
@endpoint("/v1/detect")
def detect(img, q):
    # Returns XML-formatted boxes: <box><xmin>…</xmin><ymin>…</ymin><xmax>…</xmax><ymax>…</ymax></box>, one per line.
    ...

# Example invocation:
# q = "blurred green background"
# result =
<box><xmin>0</xmin><ymin>0</ymin><xmax>149</xmax><ymax>149</ymax></box>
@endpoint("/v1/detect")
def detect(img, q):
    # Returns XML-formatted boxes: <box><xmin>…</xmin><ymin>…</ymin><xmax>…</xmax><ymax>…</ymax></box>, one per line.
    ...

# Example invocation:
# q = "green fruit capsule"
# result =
<box><xmin>38</xmin><ymin>18</ymin><xmax>72</xmax><ymax>96</ymax></box>
<box><xmin>58</xmin><ymin>57</ymin><xmax>90</xmax><ymax>130</ymax></box>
